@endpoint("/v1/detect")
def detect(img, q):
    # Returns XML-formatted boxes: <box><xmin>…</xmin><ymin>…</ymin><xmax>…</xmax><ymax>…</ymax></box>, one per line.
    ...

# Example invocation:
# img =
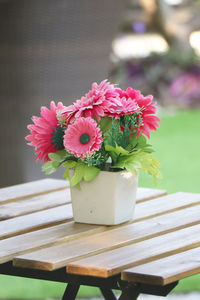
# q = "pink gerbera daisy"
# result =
<box><xmin>61</xmin><ymin>80</ymin><xmax>119</xmax><ymax>124</ymax></box>
<box><xmin>104</xmin><ymin>95</ymin><xmax>139</xmax><ymax>118</ymax></box>
<box><xmin>116</xmin><ymin>87</ymin><xmax>160</xmax><ymax>138</ymax></box>
<box><xmin>63</xmin><ymin>117</ymin><xmax>103</xmax><ymax>160</ymax></box>
<box><xmin>25</xmin><ymin>101</ymin><xmax>65</xmax><ymax>162</ymax></box>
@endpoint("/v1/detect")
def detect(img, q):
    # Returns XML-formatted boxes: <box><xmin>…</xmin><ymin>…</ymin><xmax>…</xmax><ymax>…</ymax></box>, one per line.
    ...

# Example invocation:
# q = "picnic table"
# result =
<box><xmin>0</xmin><ymin>179</ymin><xmax>200</xmax><ymax>300</ymax></box>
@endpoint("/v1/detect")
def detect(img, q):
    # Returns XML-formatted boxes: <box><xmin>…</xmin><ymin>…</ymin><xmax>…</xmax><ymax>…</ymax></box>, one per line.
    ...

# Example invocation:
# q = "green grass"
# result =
<box><xmin>1</xmin><ymin>109</ymin><xmax>200</xmax><ymax>298</ymax></box>
<box><xmin>139</xmin><ymin>109</ymin><xmax>200</xmax><ymax>194</ymax></box>
<box><xmin>0</xmin><ymin>276</ymin><xmax>101</xmax><ymax>299</ymax></box>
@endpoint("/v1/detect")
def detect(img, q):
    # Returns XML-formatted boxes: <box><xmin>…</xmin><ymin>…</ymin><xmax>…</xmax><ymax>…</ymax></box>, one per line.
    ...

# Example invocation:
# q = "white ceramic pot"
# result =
<box><xmin>70</xmin><ymin>170</ymin><xmax>138</xmax><ymax>225</ymax></box>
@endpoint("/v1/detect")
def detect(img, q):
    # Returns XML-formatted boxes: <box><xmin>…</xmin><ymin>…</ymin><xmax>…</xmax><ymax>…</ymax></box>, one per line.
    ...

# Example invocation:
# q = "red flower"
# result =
<box><xmin>104</xmin><ymin>96</ymin><xmax>139</xmax><ymax>119</ymax></box>
<box><xmin>61</xmin><ymin>80</ymin><xmax>119</xmax><ymax>124</ymax></box>
<box><xmin>26</xmin><ymin>101</ymin><xmax>65</xmax><ymax>162</ymax></box>
<box><xmin>116</xmin><ymin>87</ymin><xmax>160</xmax><ymax>138</ymax></box>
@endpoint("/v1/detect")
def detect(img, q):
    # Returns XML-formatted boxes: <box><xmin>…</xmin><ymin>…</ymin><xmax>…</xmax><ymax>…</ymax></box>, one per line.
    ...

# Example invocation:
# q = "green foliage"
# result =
<box><xmin>63</xmin><ymin>160</ymin><xmax>78</xmax><ymax>181</ymax></box>
<box><xmin>101</xmin><ymin>115</ymin><xmax>159</xmax><ymax>181</ymax></box>
<box><xmin>104</xmin><ymin>116</ymin><xmax>143</xmax><ymax>151</ymax></box>
<box><xmin>63</xmin><ymin>160</ymin><xmax>100</xmax><ymax>189</ymax></box>
<box><xmin>42</xmin><ymin>150</ymin><xmax>75</xmax><ymax>175</ymax></box>
<box><xmin>48</xmin><ymin>150</ymin><xmax>69</xmax><ymax>162</ymax></box>
<box><xmin>42</xmin><ymin>116</ymin><xmax>159</xmax><ymax>185</ymax></box>
<box><xmin>42</xmin><ymin>161</ymin><xmax>60</xmax><ymax>175</ymax></box>
<box><xmin>104</xmin><ymin>119</ymin><xmax>121</xmax><ymax>147</ymax></box>
<box><xmin>112</xmin><ymin>150</ymin><xmax>161</xmax><ymax>183</ymax></box>
<box><xmin>105</xmin><ymin>144</ymin><xmax>130</xmax><ymax>156</ymax></box>
<box><xmin>85</xmin><ymin>145</ymin><xmax>109</xmax><ymax>170</ymax></box>
<box><xmin>99</xmin><ymin>117</ymin><xmax>112</xmax><ymax>132</ymax></box>
<box><xmin>50</xmin><ymin>126</ymin><xmax>65</xmax><ymax>149</ymax></box>
<box><xmin>128</xmin><ymin>133</ymin><xmax>154</xmax><ymax>153</ymax></box>
<box><xmin>105</xmin><ymin>144</ymin><xmax>130</xmax><ymax>165</ymax></box>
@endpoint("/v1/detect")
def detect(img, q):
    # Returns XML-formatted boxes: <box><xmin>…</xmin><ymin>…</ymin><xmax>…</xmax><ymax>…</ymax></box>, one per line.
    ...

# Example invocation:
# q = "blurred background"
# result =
<box><xmin>1</xmin><ymin>0</ymin><xmax>200</xmax><ymax>189</ymax></box>
<box><xmin>0</xmin><ymin>0</ymin><xmax>124</xmax><ymax>187</ymax></box>
<box><xmin>1</xmin><ymin>0</ymin><xmax>200</xmax><ymax>188</ymax></box>
<box><xmin>0</xmin><ymin>0</ymin><xmax>200</xmax><ymax>299</ymax></box>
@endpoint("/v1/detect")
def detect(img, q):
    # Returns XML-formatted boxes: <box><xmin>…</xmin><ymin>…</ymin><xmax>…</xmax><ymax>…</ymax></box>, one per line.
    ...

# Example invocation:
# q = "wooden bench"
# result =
<box><xmin>0</xmin><ymin>179</ymin><xmax>200</xmax><ymax>299</ymax></box>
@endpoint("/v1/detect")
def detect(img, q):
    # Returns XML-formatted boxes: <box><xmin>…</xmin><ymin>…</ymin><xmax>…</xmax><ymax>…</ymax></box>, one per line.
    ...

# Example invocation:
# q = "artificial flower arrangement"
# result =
<box><xmin>26</xmin><ymin>80</ymin><xmax>161</xmax><ymax>189</ymax></box>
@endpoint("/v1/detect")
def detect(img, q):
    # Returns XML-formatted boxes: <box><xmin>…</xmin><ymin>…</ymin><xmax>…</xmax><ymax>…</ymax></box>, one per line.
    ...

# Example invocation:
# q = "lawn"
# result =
<box><xmin>0</xmin><ymin>109</ymin><xmax>200</xmax><ymax>298</ymax></box>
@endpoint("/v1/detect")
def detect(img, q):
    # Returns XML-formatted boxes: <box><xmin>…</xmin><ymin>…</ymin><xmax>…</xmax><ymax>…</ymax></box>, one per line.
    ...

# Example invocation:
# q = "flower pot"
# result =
<box><xmin>70</xmin><ymin>170</ymin><xmax>138</xmax><ymax>225</ymax></box>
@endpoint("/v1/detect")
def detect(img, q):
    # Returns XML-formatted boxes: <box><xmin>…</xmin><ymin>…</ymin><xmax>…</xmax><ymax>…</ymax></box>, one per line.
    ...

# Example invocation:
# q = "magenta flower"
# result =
<box><xmin>116</xmin><ymin>87</ymin><xmax>160</xmax><ymax>138</ymax></box>
<box><xmin>25</xmin><ymin>101</ymin><xmax>65</xmax><ymax>162</ymax></box>
<box><xmin>61</xmin><ymin>80</ymin><xmax>119</xmax><ymax>124</ymax></box>
<box><xmin>105</xmin><ymin>92</ymin><xmax>139</xmax><ymax>119</ymax></box>
<box><xmin>63</xmin><ymin>117</ymin><xmax>103</xmax><ymax>160</ymax></box>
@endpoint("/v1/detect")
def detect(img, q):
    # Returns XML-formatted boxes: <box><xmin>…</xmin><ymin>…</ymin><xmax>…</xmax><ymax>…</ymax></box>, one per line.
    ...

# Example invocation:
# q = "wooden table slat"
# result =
<box><xmin>121</xmin><ymin>247</ymin><xmax>200</xmax><ymax>285</ymax></box>
<box><xmin>0</xmin><ymin>222</ymin><xmax>105</xmax><ymax>264</ymax></box>
<box><xmin>0</xmin><ymin>187</ymin><xmax>165</xmax><ymax>222</ymax></box>
<box><xmin>0</xmin><ymin>187</ymin><xmax>170</xmax><ymax>239</ymax></box>
<box><xmin>13</xmin><ymin>203</ymin><xmax>200</xmax><ymax>271</ymax></box>
<box><xmin>0</xmin><ymin>204</ymin><xmax>73</xmax><ymax>240</ymax></box>
<box><xmin>1</xmin><ymin>191</ymin><xmax>188</xmax><ymax>265</ymax></box>
<box><xmin>0</xmin><ymin>189</ymin><xmax>71</xmax><ymax>221</ymax></box>
<box><xmin>1</xmin><ymin>179</ymin><xmax>200</xmax><ymax>297</ymax></box>
<box><xmin>134</xmin><ymin>192</ymin><xmax>200</xmax><ymax>222</ymax></box>
<box><xmin>64</xmin><ymin>224</ymin><xmax>200</xmax><ymax>277</ymax></box>
<box><xmin>0</xmin><ymin>179</ymin><xmax>68</xmax><ymax>204</ymax></box>
<box><xmin>136</xmin><ymin>188</ymin><xmax>167</xmax><ymax>203</ymax></box>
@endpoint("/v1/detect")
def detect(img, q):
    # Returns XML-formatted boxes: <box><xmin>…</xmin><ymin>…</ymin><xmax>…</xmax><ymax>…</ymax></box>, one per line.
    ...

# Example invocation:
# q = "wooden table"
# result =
<box><xmin>0</xmin><ymin>179</ymin><xmax>200</xmax><ymax>300</ymax></box>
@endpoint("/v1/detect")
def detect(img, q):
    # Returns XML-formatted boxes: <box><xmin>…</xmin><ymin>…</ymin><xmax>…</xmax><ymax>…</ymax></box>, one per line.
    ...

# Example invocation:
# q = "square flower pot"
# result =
<box><xmin>70</xmin><ymin>170</ymin><xmax>138</xmax><ymax>225</ymax></box>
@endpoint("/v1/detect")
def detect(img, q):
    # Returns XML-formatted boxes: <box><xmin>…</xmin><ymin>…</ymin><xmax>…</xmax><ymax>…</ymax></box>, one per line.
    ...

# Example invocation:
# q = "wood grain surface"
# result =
<box><xmin>65</xmin><ymin>224</ymin><xmax>200</xmax><ymax>277</ymax></box>
<box><xmin>0</xmin><ymin>222</ymin><xmax>105</xmax><ymax>264</ymax></box>
<box><xmin>0</xmin><ymin>204</ymin><xmax>73</xmax><ymax>239</ymax></box>
<box><xmin>0</xmin><ymin>187</ymin><xmax>166</xmax><ymax>264</ymax></box>
<box><xmin>121</xmin><ymin>247</ymin><xmax>200</xmax><ymax>285</ymax></box>
<box><xmin>136</xmin><ymin>188</ymin><xmax>167</xmax><ymax>203</ymax></box>
<box><xmin>0</xmin><ymin>179</ymin><xmax>68</xmax><ymax>204</ymax></box>
<box><xmin>1</xmin><ymin>179</ymin><xmax>199</xmax><ymax>288</ymax></box>
<box><xmin>13</xmin><ymin>202</ymin><xmax>200</xmax><ymax>271</ymax></box>
<box><xmin>0</xmin><ymin>189</ymin><xmax>70</xmax><ymax>220</ymax></box>
<box><xmin>0</xmin><ymin>187</ymin><xmax>169</xmax><ymax>238</ymax></box>
<box><xmin>134</xmin><ymin>192</ymin><xmax>200</xmax><ymax>222</ymax></box>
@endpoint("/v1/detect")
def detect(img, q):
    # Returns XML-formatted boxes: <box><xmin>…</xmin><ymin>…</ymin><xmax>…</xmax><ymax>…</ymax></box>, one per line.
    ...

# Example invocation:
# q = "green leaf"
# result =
<box><xmin>63</xmin><ymin>160</ymin><xmax>100</xmax><ymax>188</ymax></box>
<box><xmin>83</xmin><ymin>165</ymin><xmax>100</xmax><ymax>182</ymax></box>
<box><xmin>42</xmin><ymin>161</ymin><xmax>58</xmax><ymax>175</ymax></box>
<box><xmin>112</xmin><ymin>151</ymin><xmax>161</xmax><ymax>181</ymax></box>
<box><xmin>48</xmin><ymin>150</ymin><xmax>68</xmax><ymax>162</ymax></box>
<box><xmin>52</xmin><ymin>161</ymin><xmax>60</xmax><ymax>168</ymax></box>
<box><xmin>129</xmin><ymin>134</ymin><xmax>154</xmax><ymax>153</ymax></box>
<box><xmin>84</xmin><ymin>144</ymin><xmax>109</xmax><ymax>170</ymax></box>
<box><xmin>70</xmin><ymin>163</ymin><xmax>85</xmax><ymax>187</ymax></box>
<box><xmin>104</xmin><ymin>119</ymin><xmax>121</xmax><ymax>148</ymax></box>
<box><xmin>63</xmin><ymin>160</ymin><xmax>77</xmax><ymax>168</ymax></box>
<box><xmin>76</xmin><ymin>182</ymin><xmax>81</xmax><ymax>190</ymax></box>
<box><xmin>100</xmin><ymin>117</ymin><xmax>112</xmax><ymax>132</ymax></box>
<box><xmin>105</xmin><ymin>144</ymin><xmax>130</xmax><ymax>156</ymax></box>
<box><xmin>63</xmin><ymin>160</ymin><xmax>77</xmax><ymax>180</ymax></box>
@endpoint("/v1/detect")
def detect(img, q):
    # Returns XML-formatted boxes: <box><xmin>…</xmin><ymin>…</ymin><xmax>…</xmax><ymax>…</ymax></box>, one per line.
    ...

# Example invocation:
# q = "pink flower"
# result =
<box><xmin>61</xmin><ymin>80</ymin><xmax>119</xmax><ymax>124</ymax></box>
<box><xmin>63</xmin><ymin>117</ymin><xmax>103</xmax><ymax>160</ymax></box>
<box><xmin>104</xmin><ymin>95</ymin><xmax>139</xmax><ymax>118</ymax></box>
<box><xmin>116</xmin><ymin>87</ymin><xmax>160</xmax><ymax>138</ymax></box>
<box><xmin>25</xmin><ymin>101</ymin><xmax>65</xmax><ymax>162</ymax></box>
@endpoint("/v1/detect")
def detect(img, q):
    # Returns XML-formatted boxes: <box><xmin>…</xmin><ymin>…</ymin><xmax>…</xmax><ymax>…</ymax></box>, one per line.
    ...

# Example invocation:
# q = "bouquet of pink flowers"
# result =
<box><xmin>26</xmin><ymin>80</ymin><xmax>161</xmax><ymax>188</ymax></box>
